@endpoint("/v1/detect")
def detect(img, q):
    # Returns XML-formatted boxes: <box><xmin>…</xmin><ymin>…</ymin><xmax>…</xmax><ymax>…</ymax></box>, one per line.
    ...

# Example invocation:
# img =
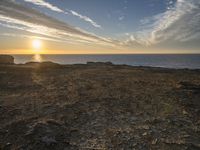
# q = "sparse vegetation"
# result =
<box><xmin>0</xmin><ymin>62</ymin><xmax>200</xmax><ymax>149</ymax></box>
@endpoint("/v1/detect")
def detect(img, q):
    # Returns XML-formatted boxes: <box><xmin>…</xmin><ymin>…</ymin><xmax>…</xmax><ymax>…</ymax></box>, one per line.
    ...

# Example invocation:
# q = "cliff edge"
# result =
<box><xmin>0</xmin><ymin>55</ymin><xmax>14</xmax><ymax>64</ymax></box>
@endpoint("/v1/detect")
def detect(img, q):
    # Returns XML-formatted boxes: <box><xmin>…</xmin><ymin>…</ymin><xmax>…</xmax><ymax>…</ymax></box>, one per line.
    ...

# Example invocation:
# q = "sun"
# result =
<box><xmin>32</xmin><ymin>39</ymin><xmax>42</xmax><ymax>53</ymax></box>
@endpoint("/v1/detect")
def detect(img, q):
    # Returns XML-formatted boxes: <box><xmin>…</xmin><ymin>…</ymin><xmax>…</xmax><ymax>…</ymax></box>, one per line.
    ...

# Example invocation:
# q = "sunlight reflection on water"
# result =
<box><xmin>32</xmin><ymin>54</ymin><xmax>43</xmax><ymax>62</ymax></box>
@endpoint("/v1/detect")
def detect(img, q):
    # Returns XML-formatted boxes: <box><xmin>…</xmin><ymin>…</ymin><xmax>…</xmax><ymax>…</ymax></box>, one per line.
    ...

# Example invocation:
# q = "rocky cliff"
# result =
<box><xmin>0</xmin><ymin>55</ymin><xmax>14</xmax><ymax>64</ymax></box>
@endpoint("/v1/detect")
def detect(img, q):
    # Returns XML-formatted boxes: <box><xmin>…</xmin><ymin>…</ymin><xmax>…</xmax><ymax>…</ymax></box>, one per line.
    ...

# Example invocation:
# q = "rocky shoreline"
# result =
<box><xmin>0</xmin><ymin>55</ymin><xmax>14</xmax><ymax>64</ymax></box>
<box><xmin>0</xmin><ymin>56</ymin><xmax>200</xmax><ymax>149</ymax></box>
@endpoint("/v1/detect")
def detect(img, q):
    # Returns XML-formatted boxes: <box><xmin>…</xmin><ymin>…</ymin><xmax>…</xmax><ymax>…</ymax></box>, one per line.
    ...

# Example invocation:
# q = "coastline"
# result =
<box><xmin>11</xmin><ymin>54</ymin><xmax>200</xmax><ymax>69</ymax></box>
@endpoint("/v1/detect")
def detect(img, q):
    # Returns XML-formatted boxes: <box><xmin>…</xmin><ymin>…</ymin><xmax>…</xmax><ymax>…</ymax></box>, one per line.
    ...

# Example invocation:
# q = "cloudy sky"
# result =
<box><xmin>0</xmin><ymin>0</ymin><xmax>199</xmax><ymax>54</ymax></box>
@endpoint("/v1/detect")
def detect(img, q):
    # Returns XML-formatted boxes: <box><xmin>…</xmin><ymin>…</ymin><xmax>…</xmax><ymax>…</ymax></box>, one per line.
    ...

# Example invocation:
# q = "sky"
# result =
<box><xmin>0</xmin><ymin>0</ymin><xmax>200</xmax><ymax>54</ymax></box>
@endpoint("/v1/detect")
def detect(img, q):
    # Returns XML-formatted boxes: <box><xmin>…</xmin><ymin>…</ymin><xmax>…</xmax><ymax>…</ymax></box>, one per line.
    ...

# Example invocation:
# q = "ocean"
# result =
<box><xmin>13</xmin><ymin>54</ymin><xmax>200</xmax><ymax>69</ymax></box>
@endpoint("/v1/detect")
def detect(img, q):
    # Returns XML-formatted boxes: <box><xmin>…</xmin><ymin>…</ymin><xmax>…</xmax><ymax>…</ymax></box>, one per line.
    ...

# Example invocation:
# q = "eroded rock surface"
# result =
<box><xmin>0</xmin><ymin>63</ymin><xmax>200</xmax><ymax>149</ymax></box>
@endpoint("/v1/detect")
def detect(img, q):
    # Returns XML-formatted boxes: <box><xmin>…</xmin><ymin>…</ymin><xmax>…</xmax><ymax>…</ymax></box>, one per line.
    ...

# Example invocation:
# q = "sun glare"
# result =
<box><xmin>33</xmin><ymin>54</ymin><xmax>42</xmax><ymax>62</ymax></box>
<box><xmin>32</xmin><ymin>39</ymin><xmax>42</xmax><ymax>53</ymax></box>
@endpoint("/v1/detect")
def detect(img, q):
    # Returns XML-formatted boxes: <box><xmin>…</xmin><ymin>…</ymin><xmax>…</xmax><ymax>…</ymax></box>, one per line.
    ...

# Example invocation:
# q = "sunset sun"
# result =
<box><xmin>32</xmin><ymin>39</ymin><xmax>42</xmax><ymax>53</ymax></box>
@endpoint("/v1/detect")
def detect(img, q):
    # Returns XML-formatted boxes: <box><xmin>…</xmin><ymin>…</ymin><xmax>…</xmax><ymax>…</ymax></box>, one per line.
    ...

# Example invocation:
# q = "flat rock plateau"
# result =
<box><xmin>0</xmin><ymin>62</ymin><xmax>200</xmax><ymax>150</ymax></box>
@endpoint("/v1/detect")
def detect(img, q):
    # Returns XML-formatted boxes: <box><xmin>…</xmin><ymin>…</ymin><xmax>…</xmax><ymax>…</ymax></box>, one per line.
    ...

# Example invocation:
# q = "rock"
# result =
<box><xmin>6</xmin><ymin>142</ymin><xmax>11</xmax><ymax>146</ymax></box>
<box><xmin>179</xmin><ymin>81</ymin><xmax>200</xmax><ymax>91</ymax></box>
<box><xmin>139</xmin><ymin>125</ymin><xmax>150</xmax><ymax>130</ymax></box>
<box><xmin>41</xmin><ymin>136</ymin><xmax>57</xmax><ymax>146</ymax></box>
<box><xmin>142</xmin><ymin>132</ymin><xmax>147</xmax><ymax>136</ymax></box>
<box><xmin>183</xmin><ymin>134</ymin><xmax>190</xmax><ymax>138</ymax></box>
<box><xmin>0</xmin><ymin>55</ymin><xmax>14</xmax><ymax>64</ymax></box>
<box><xmin>25</xmin><ymin>61</ymin><xmax>61</xmax><ymax>68</ymax></box>
<box><xmin>152</xmin><ymin>139</ymin><xmax>158</xmax><ymax>145</ymax></box>
<box><xmin>163</xmin><ymin>138</ymin><xmax>185</xmax><ymax>145</ymax></box>
<box><xmin>3</xmin><ymin>142</ymin><xmax>12</xmax><ymax>149</ymax></box>
<box><xmin>129</xmin><ymin>116</ymin><xmax>138</xmax><ymax>123</ymax></box>
<box><xmin>182</xmin><ymin>110</ymin><xmax>188</xmax><ymax>115</ymax></box>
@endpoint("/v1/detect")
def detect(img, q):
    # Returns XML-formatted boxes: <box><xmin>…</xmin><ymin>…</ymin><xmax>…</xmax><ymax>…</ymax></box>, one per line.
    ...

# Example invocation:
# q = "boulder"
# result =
<box><xmin>0</xmin><ymin>55</ymin><xmax>14</xmax><ymax>64</ymax></box>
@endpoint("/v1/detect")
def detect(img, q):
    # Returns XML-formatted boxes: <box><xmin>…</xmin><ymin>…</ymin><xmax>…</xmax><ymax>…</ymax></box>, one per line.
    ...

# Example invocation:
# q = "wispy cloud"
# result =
<box><xmin>0</xmin><ymin>33</ymin><xmax>65</xmax><ymax>43</ymax></box>
<box><xmin>123</xmin><ymin>0</ymin><xmax>200</xmax><ymax>50</ymax></box>
<box><xmin>23</xmin><ymin>0</ymin><xmax>64</xmax><ymax>13</ymax></box>
<box><xmin>0</xmin><ymin>0</ymin><xmax>114</xmax><ymax>47</ymax></box>
<box><xmin>150</xmin><ymin>0</ymin><xmax>200</xmax><ymax>43</ymax></box>
<box><xmin>70</xmin><ymin>10</ymin><xmax>101</xmax><ymax>28</ymax></box>
<box><xmin>21</xmin><ymin>0</ymin><xmax>102</xmax><ymax>28</ymax></box>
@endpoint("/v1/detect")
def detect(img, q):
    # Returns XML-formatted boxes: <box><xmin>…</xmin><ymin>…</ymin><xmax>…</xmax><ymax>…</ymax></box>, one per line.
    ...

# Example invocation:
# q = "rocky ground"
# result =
<box><xmin>0</xmin><ymin>62</ymin><xmax>200</xmax><ymax>150</ymax></box>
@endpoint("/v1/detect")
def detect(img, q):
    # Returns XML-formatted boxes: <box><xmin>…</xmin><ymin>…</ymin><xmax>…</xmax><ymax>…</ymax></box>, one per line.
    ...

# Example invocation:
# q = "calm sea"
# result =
<box><xmin>13</xmin><ymin>54</ymin><xmax>200</xmax><ymax>69</ymax></box>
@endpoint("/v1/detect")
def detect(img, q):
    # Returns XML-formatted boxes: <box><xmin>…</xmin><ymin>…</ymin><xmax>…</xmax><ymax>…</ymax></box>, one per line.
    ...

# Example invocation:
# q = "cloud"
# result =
<box><xmin>23</xmin><ymin>0</ymin><xmax>64</xmax><ymax>13</ymax></box>
<box><xmin>150</xmin><ymin>0</ymin><xmax>200</xmax><ymax>44</ymax></box>
<box><xmin>21</xmin><ymin>0</ymin><xmax>101</xmax><ymax>28</ymax></box>
<box><xmin>0</xmin><ymin>0</ymin><xmax>114</xmax><ymax>47</ymax></box>
<box><xmin>123</xmin><ymin>0</ymin><xmax>200</xmax><ymax>50</ymax></box>
<box><xmin>70</xmin><ymin>10</ymin><xmax>101</xmax><ymax>28</ymax></box>
<box><xmin>0</xmin><ymin>33</ymin><xmax>65</xmax><ymax>43</ymax></box>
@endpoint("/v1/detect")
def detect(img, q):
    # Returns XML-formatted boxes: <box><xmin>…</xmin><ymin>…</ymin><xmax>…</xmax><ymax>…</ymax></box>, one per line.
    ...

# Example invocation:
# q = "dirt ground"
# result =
<box><xmin>0</xmin><ymin>62</ymin><xmax>200</xmax><ymax>150</ymax></box>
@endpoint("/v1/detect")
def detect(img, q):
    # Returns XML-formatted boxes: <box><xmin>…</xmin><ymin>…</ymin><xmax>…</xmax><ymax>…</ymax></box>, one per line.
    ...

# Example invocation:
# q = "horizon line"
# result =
<box><xmin>2</xmin><ymin>53</ymin><xmax>200</xmax><ymax>55</ymax></box>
